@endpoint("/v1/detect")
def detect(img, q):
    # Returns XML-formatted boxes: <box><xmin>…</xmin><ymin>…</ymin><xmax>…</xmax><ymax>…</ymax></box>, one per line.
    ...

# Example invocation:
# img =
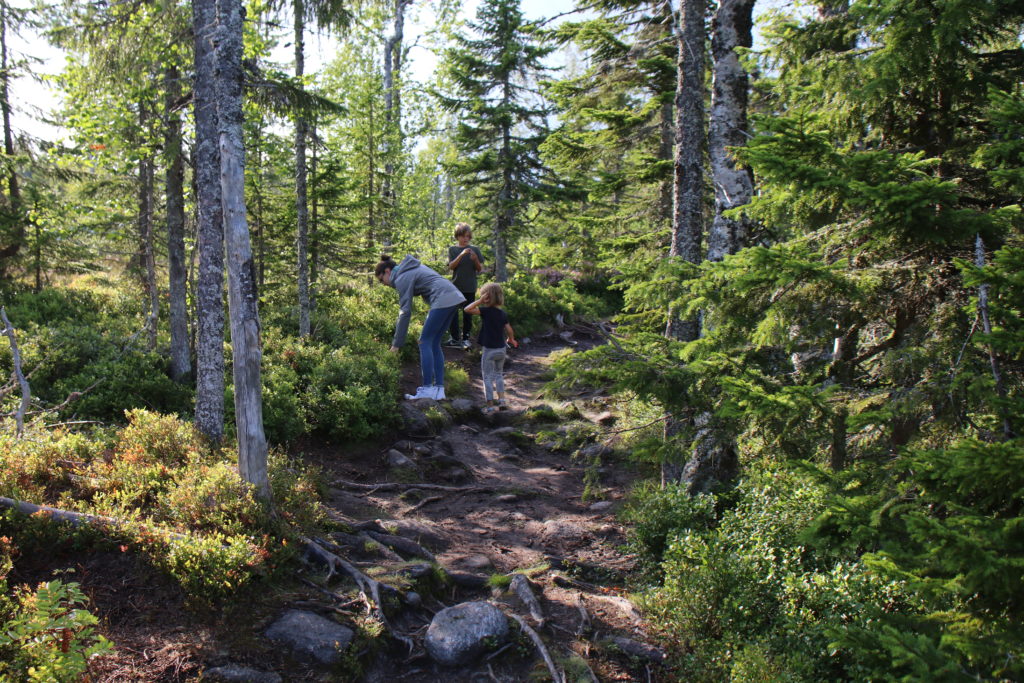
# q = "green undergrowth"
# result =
<box><xmin>0</xmin><ymin>410</ymin><xmax>327</xmax><ymax>608</ymax></box>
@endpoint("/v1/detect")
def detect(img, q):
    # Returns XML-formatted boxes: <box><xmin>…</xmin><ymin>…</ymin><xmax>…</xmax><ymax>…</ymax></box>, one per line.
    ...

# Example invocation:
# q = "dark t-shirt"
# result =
<box><xmin>478</xmin><ymin>307</ymin><xmax>509</xmax><ymax>349</ymax></box>
<box><xmin>448</xmin><ymin>245</ymin><xmax>484</xmax><ymax>291</ymax></box>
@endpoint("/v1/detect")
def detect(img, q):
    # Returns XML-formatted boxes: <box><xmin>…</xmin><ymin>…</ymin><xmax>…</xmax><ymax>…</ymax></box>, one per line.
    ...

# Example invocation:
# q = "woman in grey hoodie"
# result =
<box><xmin>376</xmin><ymin>254</ymin><xmax>466</xmax><ymax>400</ymax></box>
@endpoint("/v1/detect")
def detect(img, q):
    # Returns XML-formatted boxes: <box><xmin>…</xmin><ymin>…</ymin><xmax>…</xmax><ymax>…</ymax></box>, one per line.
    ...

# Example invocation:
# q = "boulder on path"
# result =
<box><xmin>447</xmin><ymin>398</ymin><xmax>476</xmax><ymax>416</ymax></box>
<box><xmin>425</xmin><ymin>602</ymin><xmax>510</xmax><ymax>667</ymax></box>
<box><xmin>203</xmin><ymin>664</ymin><xmax>282</xmax><ymax>683</ymax></box>
<box><xmin>386</xmin><ymin>449</ymin><xmax>416</xmax><ymax>469</ymax></box>
<box><xmin>264</xmin><ymin>610</ymin><xmax>354</xmax><ymax>665</ymax></box>
<box><xmin>399</xmin><ymin>402</ymin><xmax>433</xmax><ymax>436</ymax></box>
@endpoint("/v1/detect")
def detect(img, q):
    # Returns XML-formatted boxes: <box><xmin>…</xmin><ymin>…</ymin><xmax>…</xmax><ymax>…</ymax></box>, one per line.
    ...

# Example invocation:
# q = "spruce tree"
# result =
<box><xmin>438</xmin><ymin>0</ymin><xmax>555</xmax><ymax>281</ymax></box>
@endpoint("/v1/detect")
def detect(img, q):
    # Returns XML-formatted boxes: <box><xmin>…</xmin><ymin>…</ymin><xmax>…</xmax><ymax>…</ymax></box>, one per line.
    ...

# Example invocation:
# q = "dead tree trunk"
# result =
<box><xmin>216</xmin><ymin>0</ymin><xmax>271</xmax><ymax>500</ymax></box>
<box><xmin>707</xmin><ymin>0</ymin><xmax>754</xmax><ymax>262</ymax></box>
<box><xmin>193</xmin><ymin>0</ymin><xmax>226</xmax><ymax>443</ymax></box>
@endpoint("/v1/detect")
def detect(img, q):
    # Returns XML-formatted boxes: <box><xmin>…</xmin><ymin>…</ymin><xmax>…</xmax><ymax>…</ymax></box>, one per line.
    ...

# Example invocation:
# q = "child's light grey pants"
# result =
<box><xmin>481</xmin><ymin>347</ymin><xmax>507</xmax><ymax>402</ymax></box>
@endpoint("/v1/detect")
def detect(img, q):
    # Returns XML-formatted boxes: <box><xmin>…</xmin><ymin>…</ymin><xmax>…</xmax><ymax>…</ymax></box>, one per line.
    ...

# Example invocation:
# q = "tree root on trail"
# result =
<box><xmin>504</xmin><ymin>609</ymin><xmax>564</xmax><ymax>683</ymax></box>
<box><xmin>510</xmin><ymin>573</ymin><xmax>546</xmax><ymax>627</ymax></box>
<box><xmin>334</xmin><ymin>479</ymin><xmax>502</xmax><ymax>494</ymax></box>
<box><xmin>406</xmin><ymin>494</ymin><xmax>443</xmax><ymax>513</ymax></box>
<box><xmin>364</xmin><ymin>530</ymin><xmax>437</xmax><ymax>562</ymax></box>
<box><xmin>301</xmin><ymin>536</ymin><xmax>415</xmax><ymax>650</ymax></box>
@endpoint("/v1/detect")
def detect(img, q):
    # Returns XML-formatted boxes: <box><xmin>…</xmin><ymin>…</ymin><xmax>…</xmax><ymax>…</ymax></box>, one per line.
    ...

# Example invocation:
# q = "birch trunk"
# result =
<box><xmin>193</xmin><ymin>0</ymin><xmax>226</xmax><ymax>442</ymax></box>
<box><xmin>294</xmin><ymin>0</ymin><xmax>311</xmax><ymax>337</ymax></box>
<box><xmin>707</xmin><ymin>0</ymin><xmax>754</xmax><ymax>262</ymax></box>
<box><xmin>1</xmin><ymin>308</ymin><xmax>29</xmax><ymax>437</ymax></box>
<box><xmin>493</xmin><ymin>80</ymin><xmax>513</xmax><ymax>283</ymax></box>
<box><xmin>165</xmin><ymin>65</ymin><xmax>191</xmax><ymax>382</ymax></box>
<box><xmin>215</xmin><ymin>0</ymin><xmax>271</xmax><ymax>500</ymax></box>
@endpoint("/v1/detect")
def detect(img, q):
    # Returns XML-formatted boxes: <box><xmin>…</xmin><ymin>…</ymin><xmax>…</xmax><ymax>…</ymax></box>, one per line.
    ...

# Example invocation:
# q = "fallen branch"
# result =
<box><xmin>505</xmin><ymin>610</ymin><xmax>563</xmax><ymax>683</ymax></box>
<box><xmin>0</xmin><ymin>496</ymin><xmax>118</xmax><ymax>529</ymax></box>
<box><xmin>510</xmin><ymin>573</ymin><xmax>545</xmax><ymax>626</ymax></box>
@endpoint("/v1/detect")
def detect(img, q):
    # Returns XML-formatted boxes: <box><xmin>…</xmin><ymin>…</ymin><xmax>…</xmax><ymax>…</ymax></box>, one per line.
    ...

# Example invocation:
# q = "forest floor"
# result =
<box><xmin>13</xmin><ymin>331</ymin><xmax>669</xmax><ymax>682</ymax></box>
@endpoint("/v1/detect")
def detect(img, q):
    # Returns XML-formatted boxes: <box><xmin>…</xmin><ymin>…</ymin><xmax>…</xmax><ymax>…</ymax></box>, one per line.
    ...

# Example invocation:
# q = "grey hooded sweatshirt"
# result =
<box><xmin>389</xmin><ymin>255</ymin><xmax>466</xmax><ymax>348</ymax></box>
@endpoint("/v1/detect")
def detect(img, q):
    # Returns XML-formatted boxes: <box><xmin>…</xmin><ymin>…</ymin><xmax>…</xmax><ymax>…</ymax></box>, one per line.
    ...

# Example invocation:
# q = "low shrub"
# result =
<box><xmin>0</xmin><ymin>547</ymin><xmax>113</xmax><ymax>683</ymax></box>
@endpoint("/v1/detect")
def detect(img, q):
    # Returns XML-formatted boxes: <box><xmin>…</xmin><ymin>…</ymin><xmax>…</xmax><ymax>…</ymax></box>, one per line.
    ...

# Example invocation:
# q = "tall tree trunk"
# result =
<box><xmin>677</xmin><ymin>0</ymin><xmax>757</xmax><ymax>493</ymax></box>
<box><xmin>662</xmin><ymin>0</ymin><xmax>707</xmax><ymax>485</ymax></box>
<box><xmin>193</xmin><ymin>0</ymin><xmax>226</xmax><ymax>443</ymax></box>
<box><xmin>0</xmin><ymin>1</ymin><xmax>23</xmax><ymax>270</ymax></box>
<box><xmin>165</xmin><ymin>65</ymin><xmax>191</xmax><ymax>382</ymax></box>
<box><xmin>138</xmin><ymin>144</ymin><xmax>158</xmax><ymax>352</ymax></box>
<box><xmin>215</xmin><ymin>0</ymin><xmax>270</xmax><ymax>500</ymax></box>
<box><xmin>665</xmin><ymin>0</ymin><xmax>705</xmax><ymax>343</ymax></box>
<box><xmin>381</xmin><ymin>0</ymin><xmax>408</xmax><ymax>244</ymax></box>
<box><xmin>309</xmin><ymin>117</ymin><xmax>319</xmax><ymax>301</ymax></box>
<box><xmin>707</xmin><ymin>0</ymin><xmax>754</xmax><ymax>262</ymax></box>
<box><xmin>975</xmin><ymin>233</ymin><xmax>1014</xmax><ymax>440</ymax></box>
<box><xmin>294</xmin><ymin>0</ymin><xmax>311</xmax><ymax>338</ymax></box>
<box><xmin>493</xmin><ymin>80</ymin><xmax>513</xmax><ymax>283</ymax></box>
<box><xmin>828</xmin><ymin>323</ymin><xmax>858</xmax><ymax>471</ymax></box>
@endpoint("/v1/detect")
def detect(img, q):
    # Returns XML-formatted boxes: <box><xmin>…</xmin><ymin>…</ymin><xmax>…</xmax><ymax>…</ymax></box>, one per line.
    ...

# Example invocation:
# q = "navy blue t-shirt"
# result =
<box><xmin>478</xmin><ymin>307</ymin><xmax>509</xmax><ymax>349</ymax></box>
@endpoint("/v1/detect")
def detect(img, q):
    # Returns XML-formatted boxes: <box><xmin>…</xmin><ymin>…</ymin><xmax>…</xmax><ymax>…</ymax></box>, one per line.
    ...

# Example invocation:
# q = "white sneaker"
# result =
<box><xmin>462</xmin><ymin>338</ymin><xmax>472</xmax><ymax>349</ymax></box>
<box><xmin>431</xmin><ymin>385</ymin><xmax>446</xmax><ymax>400</ymax></box>
<box><xmin>404</xmin><ymin>386</ymin><xmax>434</xmax><ymax>400</ymax></box>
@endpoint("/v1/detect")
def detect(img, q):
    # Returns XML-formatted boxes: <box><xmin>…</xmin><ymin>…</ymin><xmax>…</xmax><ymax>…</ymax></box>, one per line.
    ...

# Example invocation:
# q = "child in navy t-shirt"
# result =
<box><xmin>464</xmin><ymin>283</ymin><xmax>517</xmax><ymax>413</ymax></box>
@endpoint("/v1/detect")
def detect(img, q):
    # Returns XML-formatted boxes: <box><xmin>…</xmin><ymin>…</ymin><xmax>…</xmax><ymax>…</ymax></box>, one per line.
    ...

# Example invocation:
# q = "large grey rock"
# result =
<box><xmin>399</xmin><ymin>402</ymin><xmax>433</xmax><ymax>436</ymax></box>
<box><xmin>203</xmin><ymin>665</ymin><xmax>282</xmax><ymax>683</ymax></box>
<box><xmin>387</xmin><ymin>449</ymin><xmax>416</xmax><ymax>469</ymax></box>
<box><xmin>264</xmin><ymin>610</ymin><xmax>353</xmax><ymax>665</ymax></box>
<box><xmin>448</xmin><ymin>398</ymin><xmax>476</xmax><ymax>416</ymax></box>
<box><xmin>425</xmin><ymin>602</ymin><xmax>509</xmax><ymax>666</ymax></box>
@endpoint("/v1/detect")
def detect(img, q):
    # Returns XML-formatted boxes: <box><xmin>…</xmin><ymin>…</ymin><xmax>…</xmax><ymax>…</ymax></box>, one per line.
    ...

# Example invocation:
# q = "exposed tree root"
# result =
<box><xmin>510</xmin><ymin>573</ymin><xmax>545</xmax><ymax>626</ymax></box>
<box><xmin>405</xmin><ymin>494</ymin><xmax>443</xmax><ymax>513</ymax></box>
<box><xmin>301</xmin><ymin>536</ymin><xmax>415</xmax><ymax>650</ymax></box>
<box><xmin>365</xmin><ymin>530</ymin><xmax>436</xmax><ymax>562</ymax></box>
<box><xmin>504</xmin><ymin>610</ymin><xmax>563</xmax><ymax>683</ymax></box>
<box><xmin>334</xmin><ymin>479</ymin><xmax>501</xmax><ymax>494</ymax></box>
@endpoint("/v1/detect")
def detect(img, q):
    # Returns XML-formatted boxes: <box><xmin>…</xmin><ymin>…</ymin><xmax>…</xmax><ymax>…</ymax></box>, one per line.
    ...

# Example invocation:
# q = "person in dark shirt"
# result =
<box><xmin>445</xmin><ymin>223</ymin><xmax>484</xmax><ymax>348</ymax></box>
<box><xmin>465</xmin><ymin>283</ymin><xmax>517</xmax><ymax>413</ymax></box>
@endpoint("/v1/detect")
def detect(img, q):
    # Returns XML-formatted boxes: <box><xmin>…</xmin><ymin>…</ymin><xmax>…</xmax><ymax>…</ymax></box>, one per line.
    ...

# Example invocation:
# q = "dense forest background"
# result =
<box><xmin>0</xmin><ymin>0</ymin><xmax>1021</xmax><ymax>679</ymax></box>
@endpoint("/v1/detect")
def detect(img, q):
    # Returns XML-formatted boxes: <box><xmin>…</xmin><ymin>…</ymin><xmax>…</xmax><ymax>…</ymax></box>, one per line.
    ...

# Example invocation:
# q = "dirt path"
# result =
<box><xmin>321</xmin><ymin>333</ymin><xmax>665</xmax><ymax>681</ymax></box>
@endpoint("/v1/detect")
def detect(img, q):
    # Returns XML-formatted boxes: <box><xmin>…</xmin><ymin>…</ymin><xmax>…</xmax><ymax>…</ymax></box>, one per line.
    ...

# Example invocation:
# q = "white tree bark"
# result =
<box><xmin>707</xmin><ymin>0</ymin><xmax>755</xmax><ymax>262</ymax></box>
<box><xmin>215</xmin><ymin>0</ymin><xmax>271</xmax><ymax>500</ymax></box>
<box><xmin>193</xmin><ymin>0</ymin><xmax>226</xmax><ymax>442</ymax></box>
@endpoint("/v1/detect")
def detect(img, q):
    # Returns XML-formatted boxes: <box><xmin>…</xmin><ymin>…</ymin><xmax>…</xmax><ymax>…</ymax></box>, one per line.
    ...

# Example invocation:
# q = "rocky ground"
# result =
<box><xmin>15</xmin><ymin>329</ymin><xmax>671</xmax><ymax>681</ymax></box>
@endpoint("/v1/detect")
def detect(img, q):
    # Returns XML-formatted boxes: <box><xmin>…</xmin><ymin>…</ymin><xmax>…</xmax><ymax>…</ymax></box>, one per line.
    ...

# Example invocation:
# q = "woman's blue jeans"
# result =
<box><xmin>419</xmin><ymin>305</ymin><xmax>458</xmax><ymax>387</ymax></box>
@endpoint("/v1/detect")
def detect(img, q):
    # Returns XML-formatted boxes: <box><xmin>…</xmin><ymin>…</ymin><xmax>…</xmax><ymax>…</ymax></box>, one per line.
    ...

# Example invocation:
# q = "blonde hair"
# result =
<box><xmin>454</xmin><ymin>222</ymin><xmax>472</xmax><ymax>239</ymax></box>
<box><xmin>480</xmin><ymin>282</ymin><xmax>504</xmax><ymax>307</ymax></box>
